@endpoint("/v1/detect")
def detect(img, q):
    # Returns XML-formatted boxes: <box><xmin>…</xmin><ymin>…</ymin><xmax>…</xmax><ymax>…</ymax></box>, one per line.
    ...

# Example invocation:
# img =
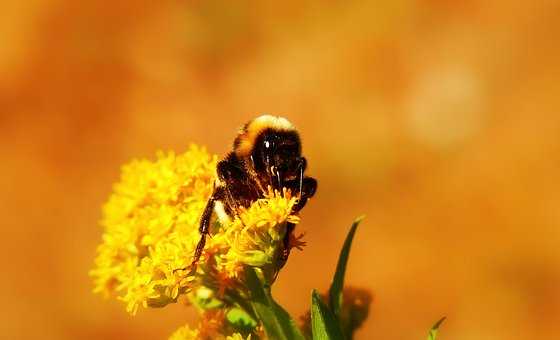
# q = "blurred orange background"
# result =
<box><xmin>2</xmin><ymin>1</ymin><xmax>560</xmax><ymax>339</ymax></box>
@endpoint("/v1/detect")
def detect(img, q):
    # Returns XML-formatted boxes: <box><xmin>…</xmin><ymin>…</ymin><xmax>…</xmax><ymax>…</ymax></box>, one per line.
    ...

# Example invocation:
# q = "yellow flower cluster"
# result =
<box><xmin>207</xmin><ymin>187</ymin><xmax>300</xmax><ymax>283</ymax></box>
<box><xmin>170</xmin><ymin>324</ymin><xmax>248</xmax><ymax>340</ymax></box>
<box><xmin>90</xmin><ymin>144</ymin><xmax>301</xmax><ymax>320</ymax></box>
<box><xmin>90</xmin><ymin>145</ymin><xmax>216</xmax><ymax>313</ymax></box>
<box><xmin>169</xmin><ymin>309</ymin><xmax>251</xmax><ymax>340</ymax></box>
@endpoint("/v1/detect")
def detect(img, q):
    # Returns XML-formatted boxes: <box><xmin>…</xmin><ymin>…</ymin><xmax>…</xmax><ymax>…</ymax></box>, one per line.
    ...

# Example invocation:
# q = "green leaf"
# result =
<box><xmin>226</xmin><ymin>307</ymin><xmax>257</xmax><ymax>333</ymax></box>
<box><xmin>427</xmin><ymin>317</ymin><xmax>446</xmax><ymax>340</ymax></box>
<box><xmin>311</xmin><ymin>290</ymin><xmax>345</xmax><ymax>340</ymax></box>
<box><xmin>245</xmin><ymin>267</ymin><xmax>305</xmax><ymax>340</ymax></box>
<box><xmin>329</xmin><ymin>216</ymin><xmax>364</xmax><ymax>318</ymax></box>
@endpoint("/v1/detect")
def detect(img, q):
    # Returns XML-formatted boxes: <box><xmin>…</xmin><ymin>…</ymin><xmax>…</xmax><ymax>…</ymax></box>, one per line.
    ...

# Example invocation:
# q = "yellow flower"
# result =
<box><xmin>169</xmin><ymin>310</ymin><xmax>252</xmax><ymax>340</ymax></box>
<box><xmin>90</xmin><ymin>144</ymin><xmax>303</xmax><ymax>316</ymax></box>
<box><xmin>169</xmin><ymin>324</ymin><xmax>200</xmax><ymax>340</ymax></box>
<box><xmin>226</xmin><ymin>333</ymin><xmax>251</xmax><ymax>340</ymax></box>
<box><xmin>169</xmin><ymin>323</ymin><xmax>249</xmax><ymax>340</ymax></box>
<box><xmin>208</xmin><ymin>187</ymin><xmax>300</xmax><ymax>282</ymax></box>
<box><xmin>90</xmin><ymin>145</ymin><xmax>217</xmax><ymax>314</ymax></box>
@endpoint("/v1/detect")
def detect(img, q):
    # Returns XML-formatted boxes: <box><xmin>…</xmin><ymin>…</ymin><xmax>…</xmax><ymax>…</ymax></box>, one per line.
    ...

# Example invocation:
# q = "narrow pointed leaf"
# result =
<box><xmin>427</xmin><ymin>317</ymin><xmax>446</xmax><ymax>340</ymax></box>
<box><xmin>311</xmin><ymin>290</ymin><xmax>344</xmax><ymax>340</ymax></box>
<box><xmin>329</xmin><ymin>216</ymin><xmax>363</xmax><ymax>318</ymax></box>
<box><xmin>245</xmin><ymin>267</ymin><xmax>305</xmax><ymax>340</ymax></box>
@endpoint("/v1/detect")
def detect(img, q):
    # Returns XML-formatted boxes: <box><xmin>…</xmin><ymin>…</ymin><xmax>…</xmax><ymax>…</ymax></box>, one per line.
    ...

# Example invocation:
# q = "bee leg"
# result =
<box><xmin>293</xmin><ymin>177</ymin><xmax>317</xmax><ymax>212</ymax></box>
<box><xmin>192</xmin><ymin>193</ymin><xmax>216</xmax><ymax>266</ymax></box>
<box><xmin>277</xmin><ymin>176</ymin><xmax>317</xmax><ymax>271</ymax></box>
<box><xmin>172</xmin><ymin>192</ymin><xmax>217</xmax><ymax>274</ymax></box>
<box><xmin>297</xmin><ymin>157</ymin><xmax>307</xmax><ymax>198</ymax></box>
<box><xmin>217</xmin><ymin>157</ymin><xmax>247</xmax><ymax>218</ymax></box>
<box><xmin>278</xmin><ymin>222</ymin><xmax>296</xmax><ymax>269</ymax></box>
<box><xmin>220</xmin><ymin>177</ymin><xmax>244</xmax><ymax>225</ymax></box>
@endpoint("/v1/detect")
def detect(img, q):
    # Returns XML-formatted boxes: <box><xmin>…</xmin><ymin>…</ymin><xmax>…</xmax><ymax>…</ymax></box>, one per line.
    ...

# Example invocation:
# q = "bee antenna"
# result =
<box><xmin>266</xmin><ymin>155</ymin><xmax>273</xmax><ymax>190</ymax></box>
<box><xmin>276</xmin><ymin>168</ymin><xmax>283</xmax><ymax>195</ymax></box>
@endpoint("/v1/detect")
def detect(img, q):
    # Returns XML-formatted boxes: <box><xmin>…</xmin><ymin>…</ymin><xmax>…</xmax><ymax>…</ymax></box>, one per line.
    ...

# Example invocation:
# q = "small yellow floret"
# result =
<box><xmin>169</xmin><ymin>324</ymin><xmax>200</xmax><ymax>340</ymax></box>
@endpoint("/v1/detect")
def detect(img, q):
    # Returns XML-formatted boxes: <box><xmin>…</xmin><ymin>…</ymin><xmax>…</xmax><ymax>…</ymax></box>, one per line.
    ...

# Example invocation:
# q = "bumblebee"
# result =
<box><xmin>193</xmin><ymin>115</ymin><xmax>317</xmax><ymax>265</ymax></box>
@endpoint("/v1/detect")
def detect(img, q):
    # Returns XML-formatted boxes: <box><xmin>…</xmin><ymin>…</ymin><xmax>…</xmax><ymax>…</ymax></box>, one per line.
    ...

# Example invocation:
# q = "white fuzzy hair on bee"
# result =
<box><xmin>235</xmin><ymin>115</ymin><xmax>296</xmax><ymax>157</ymax></box>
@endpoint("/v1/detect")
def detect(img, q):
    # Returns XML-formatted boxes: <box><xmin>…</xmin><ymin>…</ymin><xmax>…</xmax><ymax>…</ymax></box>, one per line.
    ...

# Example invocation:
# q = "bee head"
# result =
<box><xmin>234</xmin><ymin>115</ymin><xmax>303</xmax><ymax>180</ymax></box>
<box><xmin>255</xmin><ymin>129</ymin><xmax>302</xmax><ymax>176</ymax></box>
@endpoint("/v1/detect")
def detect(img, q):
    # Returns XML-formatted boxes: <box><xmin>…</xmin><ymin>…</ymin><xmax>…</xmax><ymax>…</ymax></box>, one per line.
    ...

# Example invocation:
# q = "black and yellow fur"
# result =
<box><xmin>193</xmin><ymin>115</ymin><xmax>317</xmax><ymax>265</ymax></box>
